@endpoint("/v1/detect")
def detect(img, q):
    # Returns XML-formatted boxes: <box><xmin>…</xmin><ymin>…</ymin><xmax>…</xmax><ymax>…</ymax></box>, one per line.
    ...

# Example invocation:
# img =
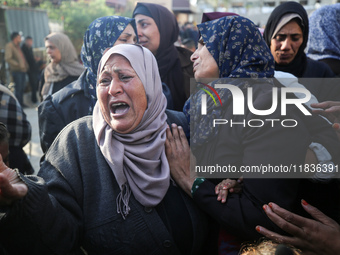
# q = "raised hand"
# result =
<box><xmin>312</xmin><ymin>101</ymin><xmax>340</xmax><ymax>140</ymax></box>
<box><xmin>165</xmin><ymin>124</ymin><xmax>196</xmax><ymax>196</ymax></box>
<box><xmin>256</xmin><ymin>200</ymin><xmax>340</xmax><ymax>255</ymax></box>
<box><xmin>0</xmin><ymin>154</ymin><xmax>28</xmax><ymax>206</ymax></box>
<box><xmin>311</xmin><ymin>101</ymin><xmax>340</xmax><ymax>123</ymax></box>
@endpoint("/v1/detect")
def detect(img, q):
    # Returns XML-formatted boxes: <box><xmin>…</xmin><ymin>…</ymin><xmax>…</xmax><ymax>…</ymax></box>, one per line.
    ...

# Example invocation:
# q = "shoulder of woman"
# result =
<box><xmin>51</xmin><ymin>116</ymin><xmax>94</xmax><ymax>147</ymax></box>
<box><xmin>306</xmin><ymin>58</ymin><xmax>335</xmax><ymax>77</ymax></box>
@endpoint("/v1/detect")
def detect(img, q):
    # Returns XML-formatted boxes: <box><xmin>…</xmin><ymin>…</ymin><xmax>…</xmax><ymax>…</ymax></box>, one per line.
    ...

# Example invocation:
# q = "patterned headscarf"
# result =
<box><xmin>81</xmin><ymin>16</ymin><xmax>137</xmax><ymax>104</ymax></box>
<box><xmin>307</xmin><ymin>4</ymin><xmax>340</xmax><ymax>62</ymax></box>
<box><xmin>93</xmin><ymin>44</ymin><xmax>169</xmax><ymax>219</ymax></box>
<box><xmin>199</xmin><ymin>16</ymin><xmax>274</xmax><ymax>78</ymax></box>
<box><xmin>184</xmin><ymin>16</ymin><xmax>275</xmax><ymax>147</ymax></box>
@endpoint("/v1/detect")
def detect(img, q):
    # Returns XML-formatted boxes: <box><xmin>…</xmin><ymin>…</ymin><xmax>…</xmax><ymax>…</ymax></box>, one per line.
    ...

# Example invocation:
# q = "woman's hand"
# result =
<box><xmin>311</xmin><ymin>101</ymin><xmax>340</xmax><ymax>140</ymax></box>
<box><xmin>165</xmin><ymin>124</ymin><xmax>196</xmax><ymax>197</ymax></box>
<box><xmin>0</xmin><ymin>154</ymin><xmax>28</xmax><ymax>206</ymax></box>
<box><xmin>256</xmin><ymin>200</ymin><xmax>340</xmax><ymax>255</ymax></box>
<box><xmin>215</xmin><ymin>177</ymin><xmax>243</xmax><ymax>203</ymax></box>
<box><xmin>311</xmin><ymin>101</ymin><xmax>340</xmax><ymax>123</ymax></box>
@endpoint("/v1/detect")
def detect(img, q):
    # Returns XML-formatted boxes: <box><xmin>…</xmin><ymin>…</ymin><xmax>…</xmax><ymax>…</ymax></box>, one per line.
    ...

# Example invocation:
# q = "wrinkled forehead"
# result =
<box><xmin>100</xmin><ymin>54</ymin><xmax>133</xmax><ymax>73</ymax></box>
<box><xmin>98</xmin><ymin>45</ymin><xmax>146</xmax><ymax>81</ymax></box>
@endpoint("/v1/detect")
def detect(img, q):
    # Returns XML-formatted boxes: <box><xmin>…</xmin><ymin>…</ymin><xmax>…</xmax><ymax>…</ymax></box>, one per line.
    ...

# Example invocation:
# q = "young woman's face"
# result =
<box><xmin>134</xmin><ymin>14</ymin><xmax>160</xmax><ymax>55</ymax></box>
<box><xmin>114</xmin><ymin>24</ymin><xmax>138</xmax><ymax>46</ymax></box>
<box><xmin>270</xmin><ymin>20</ymin><xmax>303</xmax><ymax>65</ymax></box>
<box><xmin>45</xmin><ymin>40</ymin><xmax>62</xmax><ymax>64</ymax></box>
<box><xmin>97</xmin><ymin>54</ymin><xmax>147</xmax><ymax>134</ymax></box>
<box><xmin>190</xmin><ymin>38</ymin><xmax>219</xmax><ymax>80</ymax></box>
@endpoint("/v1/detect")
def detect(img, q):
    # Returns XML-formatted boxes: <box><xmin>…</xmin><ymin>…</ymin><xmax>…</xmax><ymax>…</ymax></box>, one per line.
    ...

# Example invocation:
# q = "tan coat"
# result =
<box><xmin>5</xmin><ymin>41</ymin><xmax>28</xmax><ymax>72</ymax></box>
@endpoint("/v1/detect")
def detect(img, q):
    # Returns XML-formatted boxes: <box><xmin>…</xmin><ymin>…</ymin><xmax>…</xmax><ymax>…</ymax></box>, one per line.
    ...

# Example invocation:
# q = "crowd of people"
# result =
<box><xmin>0</xmin><ymin>2</ymin><xmax>339</xmax><ymax>255</ymax></box>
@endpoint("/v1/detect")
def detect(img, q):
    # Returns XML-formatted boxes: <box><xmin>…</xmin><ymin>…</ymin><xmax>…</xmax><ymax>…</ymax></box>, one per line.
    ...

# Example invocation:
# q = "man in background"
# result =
<box><xmin>5</xmin><ymin>32</ymin><xmax>28</xmax><ymax>107</ymax></box>
<box><xmin>21</xmin><ymin>36</ymin><xmax>40</xmax><ymax>104</ymax></box>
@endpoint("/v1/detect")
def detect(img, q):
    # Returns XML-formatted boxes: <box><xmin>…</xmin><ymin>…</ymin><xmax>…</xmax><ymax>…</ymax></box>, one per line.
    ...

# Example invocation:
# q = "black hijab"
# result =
<box><xmin>133</xmin><ymin>3</ymin><xmax>187</xmax><ymax>111</ymax></box>
<box><xmin>263</xmin><ymin>1</ymin><xmax>309</xmax><ymax>77</ymax></box>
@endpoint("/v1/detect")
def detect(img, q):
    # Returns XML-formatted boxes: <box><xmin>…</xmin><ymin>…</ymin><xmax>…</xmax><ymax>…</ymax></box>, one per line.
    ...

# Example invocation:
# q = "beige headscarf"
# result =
<box><xmin>42</xmin><ymin>32</ymin><xmax>84</xmax><ymax>97</ymax></box>
<box><xmin>93</xmin><ymin>44</ymin><xmax>169</xmax><ymax>219</ymax></box>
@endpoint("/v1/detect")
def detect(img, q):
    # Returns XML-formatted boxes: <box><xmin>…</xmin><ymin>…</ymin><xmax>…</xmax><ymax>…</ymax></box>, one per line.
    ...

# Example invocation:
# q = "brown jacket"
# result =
<box><xmin>5</xmin><ymin>41</ymin><xmax>28</xmax><ymax>72</ymax></box>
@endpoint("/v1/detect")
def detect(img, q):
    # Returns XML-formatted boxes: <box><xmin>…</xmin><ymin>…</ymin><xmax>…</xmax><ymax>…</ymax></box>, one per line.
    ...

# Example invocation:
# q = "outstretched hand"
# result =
<box><xmin>311</xmin><ymin>101</ymin><xmax>340</xmax><ymax>123</ymax></box>
<box><xmin>165</xmin><ymin>124</ymin><xmax>196</xmax><ymax>197</ymax></box>
<box><xmin>311</xmin><ymin>101</ymin><xmax>340</xmax><ymax>140</ymax></box>
<box><xmin>0</xmin><ymin>154</ymin><xmax>28</xmax><ymax>206</ymax></box>
<box><xmin>256</xmin><ymin>200</ymin><xmax>340</xmax><ymax>255</ymax></box>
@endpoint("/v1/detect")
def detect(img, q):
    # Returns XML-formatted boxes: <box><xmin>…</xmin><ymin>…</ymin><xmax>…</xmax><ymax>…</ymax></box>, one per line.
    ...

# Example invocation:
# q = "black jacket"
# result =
<box><xmin>0</xmin><ymin>117</ymin><xmax>216</xmax><ymax>254</ymax></box>
<box><xmin>21</xmin><ymin>43</ymin><xmax>39</xmax><ymax>73</ymax></box>
<box><xmin>191</xmin><ymin>81</ymin><xmax>340</xmax><ymax>241</ymax></box>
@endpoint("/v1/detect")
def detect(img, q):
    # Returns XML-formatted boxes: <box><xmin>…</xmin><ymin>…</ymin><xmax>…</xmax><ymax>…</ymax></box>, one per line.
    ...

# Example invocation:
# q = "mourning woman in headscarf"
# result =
<box><xmin>263</xmin><ymin>1</ymin><xmax>340</xmax><ymax>103</ymax></box>
<box><xmin>40</xmin><ymin>32</ymin><xmax>84</xmax><ymax>100</ymax></box>
<box><xmin>133</xmin><ymin>2</ymin><xmax>193</xmax><ymax>111</ymax></box>
<box><xmin>38</xmin><ymin>16</ymin><xmax>138</xmax><ymax>153</ymax></box>
<box><xmin>307</xmin><ymin>3</ymin><xmax>340</xmax><ymax>76</ymax></box>
<box><xmin>0</xmin><ymin>44</ymin><xmax>213</xmax><ymax>254</ymax></box>
<box><xmin>263</xmin><ymin>1</ymin><xmax>334</xmax><ymax>78</ymax></box>
<box><xmin>166</xmin><ymin>15</ymin><xmax>340</xmax><ymax>250</ymax></box>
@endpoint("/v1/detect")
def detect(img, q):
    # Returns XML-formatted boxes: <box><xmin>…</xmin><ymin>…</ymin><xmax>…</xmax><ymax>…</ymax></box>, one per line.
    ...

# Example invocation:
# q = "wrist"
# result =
<box><xmin>191</xmin><ymin>178</ymin><xmax>206</xmax><ymax>197</ymax></box>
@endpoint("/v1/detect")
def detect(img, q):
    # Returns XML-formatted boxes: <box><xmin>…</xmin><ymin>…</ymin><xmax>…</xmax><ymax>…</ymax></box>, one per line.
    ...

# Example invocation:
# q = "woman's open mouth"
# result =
<box><xmin>111</xmin><ymin>102</ymin><xmax>130</xmax><ymax>115</ymax></box>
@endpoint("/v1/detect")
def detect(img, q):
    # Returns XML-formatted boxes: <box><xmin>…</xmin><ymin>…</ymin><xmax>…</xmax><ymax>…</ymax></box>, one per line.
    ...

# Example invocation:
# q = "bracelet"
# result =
<box><xmin>191</xmin><ymin>178</ymin><xmax>206</xmax><ymax>196</ymax></box>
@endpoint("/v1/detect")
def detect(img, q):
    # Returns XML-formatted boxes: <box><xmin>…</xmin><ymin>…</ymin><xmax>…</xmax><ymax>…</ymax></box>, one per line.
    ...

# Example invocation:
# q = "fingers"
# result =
<box><xmin>166</xmin><ymin>123</ymin><xmax>194</xmax><ymax>196</ymax></box>
<box><xmin>301</xmin><ymin>200</ymin><xmax>338</xmax><ymax>227</ymax></box>
<box><xmin>311</xmin><ymin>101</ymin><xmax>340</xmax><ymax>109</ymax></box>
<box><xmin>215</xmin><ymin>181</ymin><xmax>227</xmax><ymax>202</ymax></box>
<box><xmin>217</xmin><ymin>187</ymin><xmax>229</xmax><ymax>203</ymax></box>
<box><xmin>0</xmin><ymin>154</ymin><xmax>9</xmax><ymax>172</ymax></box>
<box><xmin>262</xmin><ymin>203</ymin><xmax>307</xmax><ymax>238</ymax></box>
<box><xmin>0</xmin><ymin>173</ymin><xmax>27</xmax><ymax>204</ymax></box>
<box><xmin>323</xmin><ymin>105</ymin><xmax>340</xmax><ymax>114</ymax></box>
<box><xmin>333</xmin><ymin>123</ymin><xmax>340</xmax><ymax>131</ymax></box>
<box><xmin>170</xmin><ymin>124</ymin><xmax>189</xmax><ymax>151</ymax></box>
<box><xmin>165</xmin><ymin>125</ymin><xmax>174</xmax><ymax>158</ymax></box>
<box><xmin>255</xmin><ymin>225</ymin><xmax>298</xmax><ymax>247</ymax></box>
<box><xmin>312</xmin><ymin>103</ymin><xmax>340</xmax><ymax>123</ymax></box>
<box><xmin>215</xmin><ymin>179</ymin><xmax>240</xmax><ymax>203</ymax></box>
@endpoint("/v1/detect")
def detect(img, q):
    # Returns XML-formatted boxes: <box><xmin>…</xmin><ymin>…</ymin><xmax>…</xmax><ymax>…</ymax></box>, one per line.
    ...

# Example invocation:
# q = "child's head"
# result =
<box><xmin>240</xmin><ymin>239</ymin><xmax>301</xmax><ymax>255</ymax></box>
<box><xmin>0</xmin><ymin>122</ymin><xmax>10</xmax><ymax>166</ymax></box>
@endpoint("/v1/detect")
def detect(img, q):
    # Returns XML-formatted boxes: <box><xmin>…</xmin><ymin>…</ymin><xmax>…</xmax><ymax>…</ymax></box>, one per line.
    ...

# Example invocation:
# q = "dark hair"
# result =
<box><xmin>291</xmin><ymin>17</ymin><xmax>304</xmax><ymax>32</ymax></box>
<box><xmin>25</xmin><ymin>36</ymin><xmax>33</xmax><ymax>40</ymax></box>
<box><xmin>0</xmin><ymin>122</ymin><xmax>9</xmax><ymax>143</ymax></box>
<box><xmin>10</xmin><ymin>32</ymin><xmax>20</xmax><ymax>41</ymax></box>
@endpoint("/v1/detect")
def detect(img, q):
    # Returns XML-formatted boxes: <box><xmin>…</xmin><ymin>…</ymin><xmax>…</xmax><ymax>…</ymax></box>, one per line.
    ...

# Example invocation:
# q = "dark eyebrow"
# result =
<box><xmin>137</xmin><ymin>18</ymin><xmax>148</xmax><ymax>24</ymax></box>
<box><xmin>99</xmin><ymin>70</ymin><xmax>111</xmax><ymax>76</ymax></box>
